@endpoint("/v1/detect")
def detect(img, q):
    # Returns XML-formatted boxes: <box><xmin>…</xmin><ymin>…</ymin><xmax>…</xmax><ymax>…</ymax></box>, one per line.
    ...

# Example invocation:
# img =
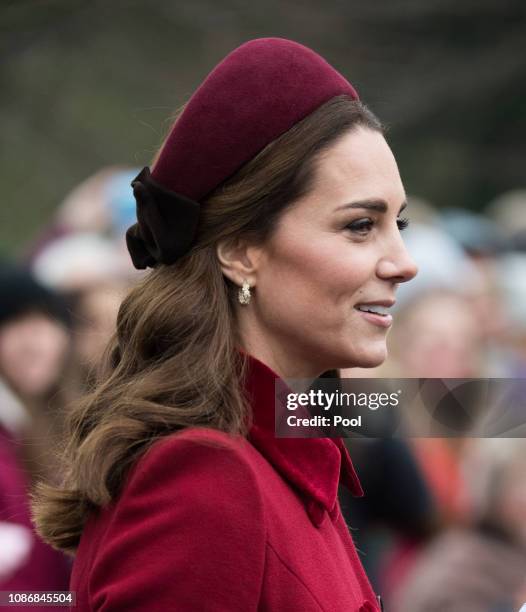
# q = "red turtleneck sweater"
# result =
<box><xmin>70</xmin><ymin>354</ymin><xmax>379</xmax><ymax>611</ymax></box>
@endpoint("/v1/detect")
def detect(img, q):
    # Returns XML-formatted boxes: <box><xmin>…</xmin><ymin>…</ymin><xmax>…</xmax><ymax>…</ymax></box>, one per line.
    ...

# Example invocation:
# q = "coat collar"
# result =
<box><xmin>243</xmin><ymin>353</ymin><xmax>363</xmax><ymax>526</ymax></box>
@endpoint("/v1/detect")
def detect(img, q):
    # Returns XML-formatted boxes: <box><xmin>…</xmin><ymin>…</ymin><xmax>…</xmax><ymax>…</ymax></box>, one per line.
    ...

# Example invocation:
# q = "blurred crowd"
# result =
<box><xmin>0</xmin><ymin>167</ymin><xmax>139</xmax><ymax>609</ymax></box>
<box><xmin>1</xmin><ymin>168</ymin><xmax>526</xmax><ymax>611</ymax></box>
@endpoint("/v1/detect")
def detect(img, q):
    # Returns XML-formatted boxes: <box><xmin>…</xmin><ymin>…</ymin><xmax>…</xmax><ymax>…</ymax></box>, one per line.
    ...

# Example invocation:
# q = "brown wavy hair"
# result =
<box><xmin>32</xmin><ymin>96</ymin><xmax>382</xmax><ymax>553</ymax></box>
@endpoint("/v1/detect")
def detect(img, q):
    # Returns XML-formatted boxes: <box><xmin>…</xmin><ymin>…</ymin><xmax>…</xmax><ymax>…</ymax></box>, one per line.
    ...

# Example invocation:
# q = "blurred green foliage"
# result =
<box><xmin>1</xmin><ymin>0</ymin><xmax>525</xmax><ymax>256</ymax></box>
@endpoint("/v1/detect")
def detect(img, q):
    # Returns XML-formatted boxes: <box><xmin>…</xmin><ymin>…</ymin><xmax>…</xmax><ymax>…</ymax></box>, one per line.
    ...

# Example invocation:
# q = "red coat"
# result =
<box><xmin>71</xmin><ymin>355</ymin><xmax>380</xmax><ymax>611</ymax></box>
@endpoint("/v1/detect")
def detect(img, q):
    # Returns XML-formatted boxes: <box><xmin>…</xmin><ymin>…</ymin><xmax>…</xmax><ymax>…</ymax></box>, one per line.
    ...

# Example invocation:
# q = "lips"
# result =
<box><xmin>354</xmin><ymin>300</ymin><xmax>395</xmax><ymax>317</ymax></box>
<box><xmin>355</xmin><ymin>302</ymin><xmax>394</xmax><ymax>328</ymax></box>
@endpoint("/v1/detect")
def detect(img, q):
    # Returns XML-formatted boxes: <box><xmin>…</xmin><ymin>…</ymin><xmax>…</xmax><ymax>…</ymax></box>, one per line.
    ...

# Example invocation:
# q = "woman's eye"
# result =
<box><xmin>345</xmin><ymin>216</ymin><xmax>410</xmax><ymax>235</ymax></box>
<box><xmin>346</xmin><ymin>218</ymin><xmax>374</xmax><ymax>234</ymax></box>
<box><xmin>397</xmin><ymin>217</ymin><xmax>410</xmax><ymax>232</ymax></box>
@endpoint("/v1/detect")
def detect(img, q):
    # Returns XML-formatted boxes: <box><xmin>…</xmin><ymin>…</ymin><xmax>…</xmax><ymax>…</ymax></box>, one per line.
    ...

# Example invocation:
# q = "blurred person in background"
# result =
<box><xmin>31</xmin><ymin>232</ymin><xmax>131</xmax><ymax>389</ymax></box>
<box><xmin>0</xmin><ymin>263</ymin><xmax>71</xmax><ymax>605</ymax></box>
<box><xmin>32</xmin><ymin>38</ymin><xmax>418</xmax><ymax>611</ymax></box>
<box><xmin>390</xmin><ymin>438</ymin><xmax>526</xmax><ymax>612</ymax></box>
<box><xmin>27</xmin><ymin>167</ymin><xmax>141</xmax><ymax>389</ymax></box>
<box><xmin>0</xmin><ymin>262</ymin><xmax>75</xmax><ymax>482</ymax></box>
<box><xmin>391</xmin><ymin>289</ymin><xmax>482</xmax><ymax>379</ymax></box>
<box><xmin>71</xmin><ymin>282</ymin><xmax>127</xmax><ymax>388</ymax></box>
<box><xmin>387</xmin><ymin>287</ymin><xmax>480</xmax><ymax>520</ymax></box>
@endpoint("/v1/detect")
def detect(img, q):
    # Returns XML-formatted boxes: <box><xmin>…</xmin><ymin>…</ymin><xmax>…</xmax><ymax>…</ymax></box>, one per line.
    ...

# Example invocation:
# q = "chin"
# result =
<box><xmin>338</xmin><ymin>344</ymin><xmax>388</xmax><ymax>370</ymax></box>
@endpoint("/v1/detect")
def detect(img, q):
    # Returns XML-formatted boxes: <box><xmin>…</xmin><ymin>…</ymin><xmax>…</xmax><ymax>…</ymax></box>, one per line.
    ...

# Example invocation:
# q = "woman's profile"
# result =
<box><xmin>33</xmin><ymin>37</ymin><xmax>417</xmax><ymax>611</ymax></box>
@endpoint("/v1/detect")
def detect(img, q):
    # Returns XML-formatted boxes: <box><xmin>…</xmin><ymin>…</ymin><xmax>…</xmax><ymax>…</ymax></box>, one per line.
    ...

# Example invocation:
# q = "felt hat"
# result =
<box><xmin>0</xmin><ymin>262</ymin><xmax>72</xmax><ymax>330</ymax></box>
<box><xmin>126</xmin><ymin>37</ymin><xmax>359</xmax><ymax>269</ymax></box>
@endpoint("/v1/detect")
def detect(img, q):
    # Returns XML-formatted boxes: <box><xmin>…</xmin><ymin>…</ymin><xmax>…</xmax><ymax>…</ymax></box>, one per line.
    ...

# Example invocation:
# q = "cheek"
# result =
<box><xmin>257</xmin><ymin>234</ymin><xmax>373</xmax><ymax>327</ymax></box>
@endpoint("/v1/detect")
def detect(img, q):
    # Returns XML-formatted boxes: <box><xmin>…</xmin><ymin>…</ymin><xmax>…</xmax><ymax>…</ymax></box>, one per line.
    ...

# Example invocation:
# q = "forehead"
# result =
<box><xmin>306</xmin><ymin>127</ymin><xmax>405</xmax><ymax>209</ymax></box>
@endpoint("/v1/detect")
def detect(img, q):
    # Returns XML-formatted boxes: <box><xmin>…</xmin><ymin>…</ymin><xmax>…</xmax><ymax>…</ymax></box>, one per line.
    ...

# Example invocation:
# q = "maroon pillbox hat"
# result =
<box><xmin>127</xmin><ymin>37</ymin><xmax>359</xmax><ymax>269</ymax></box>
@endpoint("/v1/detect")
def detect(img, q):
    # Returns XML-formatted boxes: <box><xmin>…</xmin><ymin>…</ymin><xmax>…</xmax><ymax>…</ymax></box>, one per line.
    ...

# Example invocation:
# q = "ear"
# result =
<box><xmin>216</xmin><ymin>238</ymin><xmax>262</xmax><ymax>286</ymax></box>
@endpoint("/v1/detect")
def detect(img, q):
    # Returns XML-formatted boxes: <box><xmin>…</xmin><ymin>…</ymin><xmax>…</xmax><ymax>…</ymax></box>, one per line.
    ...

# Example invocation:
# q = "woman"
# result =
<box><xmin>0</xmin><ymin>263</ymin><xmax>74</xmax><ymax>483</ymax></box>
<box><xmin>0</xmin><ymin>264</ymin><xmax>72</xmax><ymax>606</ymax></box>
<box><xmin>34</xmin><ymin>37</ymin><xmax>417</xmax><ymax>611</ymax></box>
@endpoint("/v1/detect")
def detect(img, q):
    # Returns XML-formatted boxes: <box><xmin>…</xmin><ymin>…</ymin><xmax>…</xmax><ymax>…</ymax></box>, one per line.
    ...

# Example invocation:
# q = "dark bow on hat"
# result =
<box><xmin>125</xmin><ymin>167</ymin><xmax>201</xmax><ymax>269</ymax></box>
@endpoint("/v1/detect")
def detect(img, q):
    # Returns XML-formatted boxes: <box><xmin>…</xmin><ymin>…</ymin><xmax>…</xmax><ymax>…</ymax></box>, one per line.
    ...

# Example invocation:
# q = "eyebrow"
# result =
<box><xmin>334</xmin><ymin>199</ymin><xmax>407</xmax><ymax>214</ymax></box>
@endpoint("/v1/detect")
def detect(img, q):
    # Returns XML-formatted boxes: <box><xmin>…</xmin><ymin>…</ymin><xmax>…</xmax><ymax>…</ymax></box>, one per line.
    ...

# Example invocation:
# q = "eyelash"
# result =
<box><xmin>346</xmin><ymin>216</ymin><xmax>410</xmax><ymax>234</ymax></box>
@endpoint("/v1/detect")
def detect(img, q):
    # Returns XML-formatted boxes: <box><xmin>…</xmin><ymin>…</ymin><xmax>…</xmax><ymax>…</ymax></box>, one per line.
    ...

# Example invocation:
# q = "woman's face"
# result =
<box><xmin>74</xmin><ymin>284</ymin><xmax>123</xmax><ymax>371</ymax></box>
<box><xmin>243</xmin><ymin>126</ymin><xmax>417</xmax><ymax>377</ymax></box>
<box><xmin>0</xmin><ymin>312</ymin><xmax>70</xmax><ymax>398</ymax></box>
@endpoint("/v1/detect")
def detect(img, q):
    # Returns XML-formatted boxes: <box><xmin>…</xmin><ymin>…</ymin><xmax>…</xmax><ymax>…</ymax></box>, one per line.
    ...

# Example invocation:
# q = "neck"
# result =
<box><xmin>239</xmin><ymin>336</ymin><xmax>326</xmax><ymax>381</ymax></box>
<box><xmin>237</xmin><ymin>306</ymin><xmax>342</xmax><ymax>379</ymax></box>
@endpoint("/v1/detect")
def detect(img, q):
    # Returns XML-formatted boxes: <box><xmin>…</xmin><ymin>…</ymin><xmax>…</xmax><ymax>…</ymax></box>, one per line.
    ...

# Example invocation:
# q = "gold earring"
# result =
<box><xmin>238</xmin><ymin>280</ymin><xmax>251</xmax><ymax>305</ymax></box>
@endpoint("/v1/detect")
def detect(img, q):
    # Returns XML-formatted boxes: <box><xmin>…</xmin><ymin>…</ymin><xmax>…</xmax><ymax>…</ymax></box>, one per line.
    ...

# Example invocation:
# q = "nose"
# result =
<box><xmin>376</xmin><ymin>233</ymin><xmax>418</xmax><ymax>283</ymax></box>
